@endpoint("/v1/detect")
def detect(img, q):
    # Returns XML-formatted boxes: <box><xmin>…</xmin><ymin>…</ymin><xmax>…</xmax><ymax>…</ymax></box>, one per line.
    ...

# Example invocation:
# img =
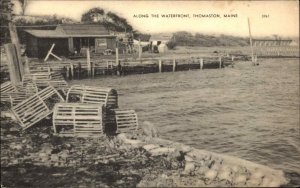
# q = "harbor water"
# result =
<box><xmin>71</xmin><ymin>58</ymin><xmax>300</xmax><ymax>184</ymax></box>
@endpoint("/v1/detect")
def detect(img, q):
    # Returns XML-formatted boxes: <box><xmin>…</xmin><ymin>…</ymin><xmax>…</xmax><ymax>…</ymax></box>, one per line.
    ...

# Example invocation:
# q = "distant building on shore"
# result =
<box><xmin>252</xmin><ymin>39</ymin><xmax>293</xmax><ymax>46</ymax></box>
<box><xmin>149</xmin><ymin>33</ymin><xmax>172</xmax><ymax>53</ymax></box>
<box><xmin>25</xmin><ymin>24</ymin><xmax>117</xmax><ymax>58</ymax></box>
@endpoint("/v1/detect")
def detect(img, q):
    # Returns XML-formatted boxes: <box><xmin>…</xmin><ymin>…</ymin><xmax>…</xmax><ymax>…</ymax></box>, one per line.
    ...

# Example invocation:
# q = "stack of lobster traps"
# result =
<box><xmin>52</xmin><ymin>85</ymin><xmax>138</xmax><ymax>137</ymax></box>
<box><xmin>1</xmin><ymin>72</ymin><xmax>139</xmax><ymax>137</ymax></box>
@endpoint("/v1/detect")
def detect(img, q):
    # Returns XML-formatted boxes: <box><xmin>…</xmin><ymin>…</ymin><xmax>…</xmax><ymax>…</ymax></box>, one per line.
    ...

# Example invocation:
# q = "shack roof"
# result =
<box><xmin>25</xmin><ymin>24</ymin><xmax>116</xmax><ymax>38</ymax></box>
<box><xmin>25</xmin><ymin>29</ymin><xmax>67</xmax><ymax>38</ymax></box>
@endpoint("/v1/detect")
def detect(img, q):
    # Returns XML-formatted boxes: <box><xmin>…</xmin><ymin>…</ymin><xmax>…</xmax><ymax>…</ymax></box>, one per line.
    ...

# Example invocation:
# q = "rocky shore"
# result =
<box><xmin>1</xmin><ymin>106</ymin><xmax>289</xmax><ymax>187</ymax></box>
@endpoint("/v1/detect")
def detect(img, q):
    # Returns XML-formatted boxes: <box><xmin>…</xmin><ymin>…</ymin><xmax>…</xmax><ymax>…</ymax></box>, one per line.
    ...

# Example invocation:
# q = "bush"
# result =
<box><xmin>166</xmin><ymin>41</ymin><xmax>177</xmax><ymax>50</ymax></box>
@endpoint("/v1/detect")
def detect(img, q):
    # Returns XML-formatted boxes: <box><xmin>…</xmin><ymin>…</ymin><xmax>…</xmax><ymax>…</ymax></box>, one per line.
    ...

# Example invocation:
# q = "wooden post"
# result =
<box><xmin>8</xmin><ymin>22</ymin><xmax>24</xmax><ymax>78</ymax></box>
<box><xmin>78</xmin><ymin>63</ymin><xmax>81</xmax><ymax>79</ymax></box>
<box><xmin>66</xmin><ymin>66</ymin><xmax>70</xmax><ymax>79</ymax></box>
<box><xmin>4</xmin><ymin>43</ymin><xmax>22</xmax><ymax>85</ymax></box>
<box><xmin>70</xmin><ymin>63</ymin><xmax>74</xmax><ymax>78</ymax></box>
<box><xmin>159</xmin><ymin>59</ymin><xmax>162</xmax><ymax>73</ymax></box>
<box><xmin>248</xmin><ymin>17</ymin><xmax>255</xmax><ymax>65</ymax></box>
<box><xmin>138</xmin><ymin>38</ymin><xmax>142</xmax><ymax>61</ymax></box>
<box><xmin>200</xmin><ymin>58</ymin><xmax>203</xmax><ymax>70</ymax></box>
<box><xmin>86</xmin><ymin>48</ymin><xmax>91</xmax><ymax>77</ymax></box>
<box><xmin>106</xmin><ymin>60</ymin><xmax>109</xmax><ymax>75</ymax></box>
<box><xmin>68</xmin><ymin>37</ymin><xmax>74</xmax><ymax>53</ymax></box>
<box><xmin>116</xmin><ymin>48</ymin><xmax>119</xmax><ymax>65</ymax></box>
<box><xmin>117</xmin><ymin>60</ymin><xmax>121</xmax><ymax>76</ymax></box>
<box><xmin>173</xmin><ymin>58</ymin><xmax>176</xmax><ymax>72</ymax></box>
<box><xmin>91</xmin><ymin>62</ymin><xmax>95</xmax><ymax>78</ymax></box>
<box><xmin>219</xmin><ymin>56</ymin><xmax>222</xmax><ymax>69</ymax></box>
<box><xmin>24</xmin><ymin>56</ymin><xmax>30</xmax><ymax>74</ymax></box>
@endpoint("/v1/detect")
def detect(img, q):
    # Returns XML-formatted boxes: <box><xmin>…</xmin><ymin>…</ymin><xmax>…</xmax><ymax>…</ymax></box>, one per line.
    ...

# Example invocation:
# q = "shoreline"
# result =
<box><xmin>0</xmin><ymin>111</ymin><xmax>290</xmax><ymax>187</ymax></box>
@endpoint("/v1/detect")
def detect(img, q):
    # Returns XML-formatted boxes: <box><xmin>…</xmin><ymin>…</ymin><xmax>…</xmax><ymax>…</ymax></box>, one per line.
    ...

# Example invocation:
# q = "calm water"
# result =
<box><xmin>71</xmin><ymin>58</ymin><xmax>300</xmax><ymax>183</ymax></box>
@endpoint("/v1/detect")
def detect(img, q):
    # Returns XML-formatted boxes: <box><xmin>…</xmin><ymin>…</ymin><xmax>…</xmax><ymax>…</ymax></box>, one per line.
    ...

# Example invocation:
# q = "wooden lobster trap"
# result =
<box><xmin>53</xmin><ymin>103</ymin><xmax>104</xmax><ymax>137</ymax></box>
<box><xmin>113</xmin><ymin>109</ymin><xmax>138</xmax><ymax>134</ymax></box>
<box><xmin>1</xmin><ymin>81</ymin><xmax>39</xmax><ymax>107</ymax></box>
<box><xmin>1</xmin><ymin>82</ymin><xmax>18</xmax><ymax>103</ymax></box>
<box><xmin>10</xmin><ymin>83</ymin><xmax>39</xmax><ymax>106</ymax></box>
<box><xmin>11</xmin><ymin>86</ymin><xmax>65</xmax><ymax>130</ymax></box>
<box><xmin>66</xmin><ymin>85</ymin><xmax>118</xmax><ymax>109</ymax></box>
<box><xmin>22</xmin><ymin>72</ymin><xmax>69</xmax><ymax>94</ymax></box>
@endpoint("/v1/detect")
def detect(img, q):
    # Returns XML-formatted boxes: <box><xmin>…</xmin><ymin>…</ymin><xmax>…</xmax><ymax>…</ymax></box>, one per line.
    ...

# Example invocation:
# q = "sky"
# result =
<box><xmin>13</xmin><ymin>0</ymin><xmax>299</xmax><ymax>37</ymax></box>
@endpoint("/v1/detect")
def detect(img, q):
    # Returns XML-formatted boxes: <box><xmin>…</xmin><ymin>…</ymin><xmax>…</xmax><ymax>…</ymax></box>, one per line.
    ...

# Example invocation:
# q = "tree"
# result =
<box><xmin>106</xmin><ymin>11</ymin><xmax>133</xmax><ymax>32</ymax></box>
<box><xmin>81</xmin><ymin>7</ymin><xmax>133</xmax><ymax>33</ymax></box>
<box><xmin>0</xmin><ymin>0</ymin><xmax>14</xmax><ymax>43</ymax></box>
<box><xmin>18</xmin><ymin>0</ymin><xmax>27</xmax><ymax>15</ymax></box>
<box><xmin>81</xmin><ymin>7</ymin><xmax>105</xmax><ymax>23</ymax></box>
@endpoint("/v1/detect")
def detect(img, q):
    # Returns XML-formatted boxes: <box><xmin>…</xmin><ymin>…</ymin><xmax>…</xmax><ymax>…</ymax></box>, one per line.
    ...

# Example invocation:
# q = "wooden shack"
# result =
<box><xmin>25</xmin><ymin>24</ymin><xmax>117</xmax><ymax>58</ymax></box>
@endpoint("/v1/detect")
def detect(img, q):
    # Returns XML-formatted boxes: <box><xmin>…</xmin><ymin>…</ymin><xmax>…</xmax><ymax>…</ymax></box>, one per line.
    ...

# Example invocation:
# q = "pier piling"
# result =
<box><xmin>159</xmin><ymin>59</ymin><xmax>162</xmax><ymax>73</ymax></box>
<box><xmin>200</xmin><ymin>58</ymin><xmax>203</xmax><ymax>70</ymax></box>
<box><xmin>87</xmin><ymin>49</ymin><xmax>91</xmax><ymax>77</ymax></box>
<box><xmin>173</xmin><ymin>58</ymin><xmax>176</xmax><ymax>72</ymax></box>
<box><xmin>4</xmin><ymin>43</ymin><xmax>22</xmax><ymax>85</ymax></box>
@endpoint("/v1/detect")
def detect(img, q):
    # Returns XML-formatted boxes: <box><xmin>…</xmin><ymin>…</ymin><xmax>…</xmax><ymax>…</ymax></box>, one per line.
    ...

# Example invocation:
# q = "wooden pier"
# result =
<box><xmin>10</xmin><ymin>55</ymin><xmax>236</xmax><ymax>80</ymax></box>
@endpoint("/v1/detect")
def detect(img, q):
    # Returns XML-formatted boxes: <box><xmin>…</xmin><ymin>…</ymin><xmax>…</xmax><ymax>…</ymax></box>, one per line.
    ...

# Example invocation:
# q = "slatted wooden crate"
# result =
<box><xmin>53</xmin><ymin>103</ymin><xmax>103</xmax><ymax>137</ymax></box>
<box><xmin>50</xmin><ymin>72</ymin><xmax>64</xmax><ymax>80</ymax></box>
<box><xmin>1</xmin><ymin>82</ymin><xmax>17</xmax><ymax>103</ymax></box>
<box><xmin>22</xmin><ymin>72</ymin><xmax>69</xmax><ymax>94</ymax></box>
<box><xmin>11</xmin><ymin>86</ymin><xmax>65</xmax><ymax>130</ymax></box>
<box><xmin>114</xmin><ymin>109</ymin><xmax>138</xmax><ymax>134</ymax></box>
<box><xmin>66</xmin><ymin>85</ymin><xmax>118</xmax><ymax>109</ymax></box>
<box><xmin>9</xmin><ymin>83</ymin><xmax>39</xmax><ymax>106</ymax></box>
<box><xmin>1</xmin><ymin>81</ymin><xmax>38</xmax><ymax>106</ymax></box>
<box><xmin>22</xmin><ymin>73</ymin><xmax>51</xmax><ymax>88</ymax></box>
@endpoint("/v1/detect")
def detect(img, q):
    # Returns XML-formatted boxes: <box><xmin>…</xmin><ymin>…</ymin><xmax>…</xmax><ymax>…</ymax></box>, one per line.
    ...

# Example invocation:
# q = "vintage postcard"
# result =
<box><xmin>0</xmin><ymin>0</ymin><xmax>299</xmax><ymax>187</ymax></box>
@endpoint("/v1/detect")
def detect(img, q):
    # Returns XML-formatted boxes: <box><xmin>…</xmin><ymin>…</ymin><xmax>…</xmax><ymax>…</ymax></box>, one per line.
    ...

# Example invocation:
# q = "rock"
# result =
<box><xmin>268</xmin><ymin>179</ymin><xmax>281</xmax><ymax>187</ymax></box>
<box><xmin>196</xmin><ymin>165</ymin><xmax>209</xmax><ymax>175</ymax></box>
<box><xmin>184</xmin><ymin>155</ymin><xmax>194</xmax><ymax>162</ymax></box>
<box><xmin>143</xmin><ymin>144</ymin><xmax>159</xmax><ymax>151</ymax></box>
<box><xmin>125</xmin><ymin>139</ymin><xmax>143</xmax><ymax>148</ymax></box>
<box><xmin>117</xmin><ymin>133</ymin><xmax>127</xmax><ymax>141</ymax></box>
<box><xmin>251</xmin><ymin>170</ymin><xmax>264</xmax><ymax>180</ymax></box>
<box><xmin>40</xmin><ymin>134</ymin><xmax>49</xmax><ymax>139</ymax></box>
<box><xmin>204</xmin><ymin>169</ymin><xmax>218</xmax><ymax>180</ymax></box>
<box><xmin>39</xmin><ymin>152</ymin><xmax>49</xmax><ymax>161</ymax></box>
<box><xmin>246</xmin><ymin>177</ymin><xmax>263</xmax><ymax>186</ymax></box>
<box><xmin>174</xmin><ymin>144</ymin><xmax>192</xmax><ymax>154</ymax></box>
<box><xmin>170</xmin><ymin>161</ymin><xmax>179</xmax><ymax>169</ymax></box>
<box><xmin>140</xmin><ymin>121</ymin><xmax>158</xmax><ymax>137</ymax></box>
<box><xmin>260</xmin><ymin>177</ymin><xmax>272</xmax><ymax>187</ymax></box>
<box><xmin>233</xmin><ymin>174</ymin><xmax>247</xmax><ymax>185</ymax></box>
<box><xmin>217</xmin><ymin>166</ymin><xmax>233</xmax><ymax>182</ymax></box>
<box><xmin>186</xmin><ymin>150</ymin><xmax>211</xmax><ymax>162</ymax></box>
<box><xmin>51</xmin><ymin>154</ymin><xmax>59</xmax><ymax>162</ymax></box>
<box><xmin>10</xmin><ymin>144</ymin><xmax>23</xmax><ymax>150</ymax></box>
<box><xmin>183</xmin><ymin>161</ymin><xmax>196</xmax><ymax>175</ymax></box>
<box><xmin>148</xmin><ymin>147</ymin><xmax>176</xmax><ymax>156</ymax></box>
